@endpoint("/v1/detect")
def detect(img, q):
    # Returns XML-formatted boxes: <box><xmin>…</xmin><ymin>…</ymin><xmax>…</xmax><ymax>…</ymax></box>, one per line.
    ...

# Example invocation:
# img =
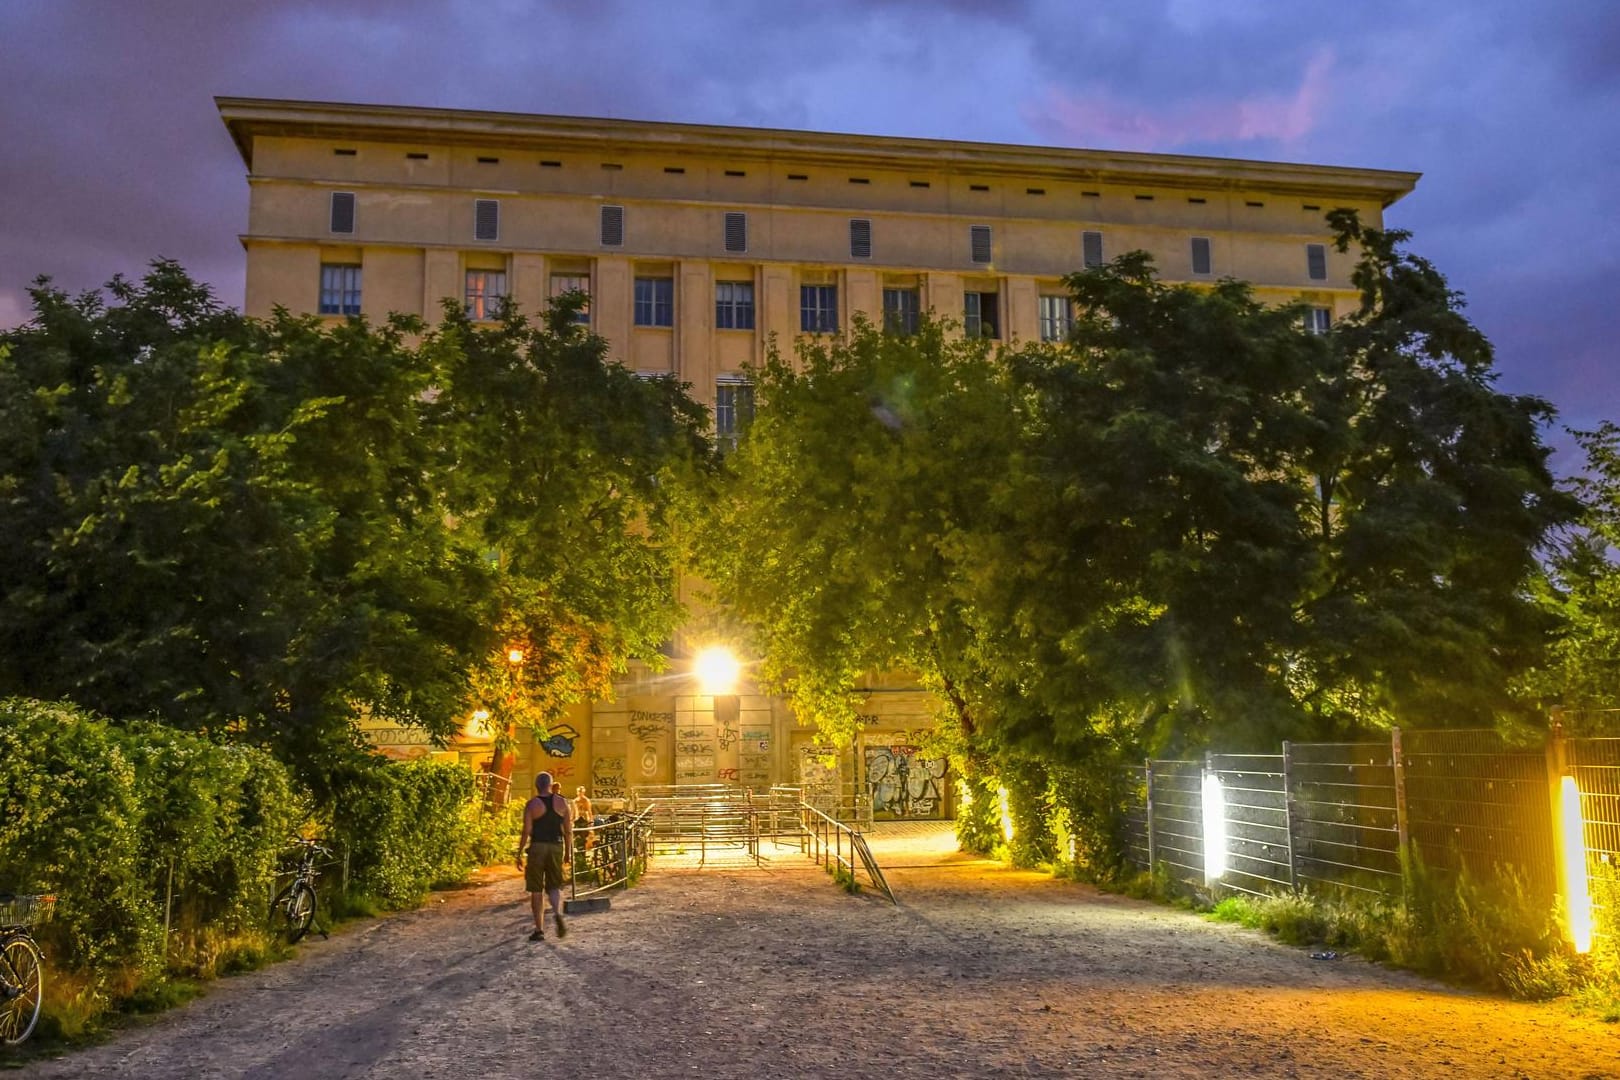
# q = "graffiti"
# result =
<box><xmin>640</xmin><ymin>747</ymin><xmax>659</xmax><ymax>777</ymax></box>
<box><xmin>535</xmin><ymin>722</ymin><xmax>580</xmax><ymax>758</ymax></box>
<box><xmin>676</xmin><ymin>741</ymin><xmax>714</xmax><ymax>755</ymax></box>
<box><xmin>865</xmin><ymin>746</ymin><xmax>948</xmax><ymax>819</ymax></box>
<box><xmin>718</xmin><ymin>722</ymin><xmax>738</xmax><ymax>751</ymax></box>
<box><xmin>549</xmin><ymin>763</ymin><xmax>575</xmax><ymax>779</ymax></box>
<box><xmin>628</xmin><ymin>711</ymin><xmax>673</xmax><ymax>741</ymax></box>
<box><xmin>678</xmin><ymin>727</ymin><xmax>706</xmax><ymax>739</ymax></box>
<box><xmin>593</xmin><ymin>755</ymin><xmax>626</xmax><ymax>799</ymax></box>
<box><xmin>717</xmin><ymin>767</ymin><xmax>739</xmax><ymax>781</ymax></box>
<box><xmin>366</xmin><ymin>727</ymin><xmax>435</xmax><ymax>746</ymax></box>
<box><xmin>857</xmin><ymin>713</ymin><xmax>881</xmax><ymax>727</ymax></box>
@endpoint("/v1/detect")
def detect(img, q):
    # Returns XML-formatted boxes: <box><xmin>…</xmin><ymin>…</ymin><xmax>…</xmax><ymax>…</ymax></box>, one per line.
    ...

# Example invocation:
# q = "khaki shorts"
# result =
<box><xmin>525</xmin><ymin>841</ymin><xmax>566</xmax><ymax>892</ymax></box>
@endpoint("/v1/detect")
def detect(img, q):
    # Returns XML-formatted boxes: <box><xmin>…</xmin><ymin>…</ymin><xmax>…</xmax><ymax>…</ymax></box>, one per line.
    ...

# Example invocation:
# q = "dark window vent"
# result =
<box><xmin>787</xmin><ymin>173</ymin><xmax>808</xmax><ymax>181</ymax></box>
<box><xmin>1188</xmin><ymin>197</ymin><xmax>1207</xmax><ymax>204</ymax></box>
<box><xmin>664</xmin><ymin>166</ymin><xmax>686</xmax><ymax>174</ymax></box>
<box><xmin>600</xmin><ymin>204</ymin><xmax>625</xmax><ymax>247</ymax></box>
<box><xmin>406</xmin><ymin>152</ymin><xmax>429</xmax><ymax>160</ymax></box>
<box><xmin>970</xmin><ymin>224</ymin><xmax>992</xmax><ymax>264</ymax></box>
<box><xmin>910</xmin><ymin>180</ymin><xmax>931</xmax><ymax>189</ymax></box>
<box><xmin>848</xmin><ymin>177</ymin><xmax>870</xmax><ymax>185</ymax></box>
<box><xmin>1191</xmin><ymin>236</ymin><xmax>1212</xmax><ymax>275</ymax></box>
<box><xmin>850</xmin><ymin>218</ymin><xmax>873</xmax><ymax>259</ymax></box>
<box><xmin>601</xmin><ymin>163</ymin><xmax>623</xmax><ymax>171</ymax></box>
<box><xmin>1082</xmin><ymin>190</ymin><xmax>1101</xmax><ymax>197</ymax></box>
<box><xmin>724</xmin><ymin>212</ymin><xmax>748</xmax><ymax>253</ymax></box>
<box><xmin>329</xmin><ymin>192</ymin><xmax>356</xmax><ymax>234</ymax></box>
<box><xmin>1082</xmin><ymin>230</ymin><xmax>1104</xmax><ymax>269</ymax></box>
<box><xmin>474</xmin><ymin>199</ymin><xmax>499</xmax><ymax>242</ymax></box>
<box><xmin>1246</xmin><ymin>200</ymin><xmax>1265</xmax><ymax>208</ymax></box>
<box><xmin>540</xmin><ymin>160</ymin><xmax>563</xmax><ymax>168</ymax></box>
<box><xmin>1306</xmin><ymin>243</ymin><xmax>1328</xmax><ymax>281</ymax></box>
<box><xmin>1135</xmin><ymin>194</ymin><xmax>1155</xmax><ymax>201</ymax></box>
<box><xmin>1026</xmin><ymin>187</ymin><xmax>1046</xmax><ymax>195</ymax></box>
<box><xmin>477</xmin><ymin>156</ymin><xmax>499</xmax><ymax>164</ymax></box>
<box><xmin>725</xmin><ymin>169</ymin><xmax>746</xmax><ymax>177</ymax></box>
<box><xmin>333</xmin><ymin>148</ymin><xmax>357</xmax><ymax>157</ymax></box>
<box><xmin>970</xmin><ymin>183</ymin><xmax>990</xmax><ymax>192</ymax></box>
<box><xmin>1302</xmin><ymin>203</ymin><xmax>1320</xmax><ymax>211</ymax></box>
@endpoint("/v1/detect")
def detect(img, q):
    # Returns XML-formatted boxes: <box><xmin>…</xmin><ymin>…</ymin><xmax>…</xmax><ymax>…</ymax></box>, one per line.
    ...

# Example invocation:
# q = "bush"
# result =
<box><xmin>953</xmin><ymin>766</ymin><xmax>1003</xmax><ymax>856</ymax></box>
<box><xmin>328</xmin><ymin>758</ymin><xmax>479</xmax><ymax>907</ymax></box>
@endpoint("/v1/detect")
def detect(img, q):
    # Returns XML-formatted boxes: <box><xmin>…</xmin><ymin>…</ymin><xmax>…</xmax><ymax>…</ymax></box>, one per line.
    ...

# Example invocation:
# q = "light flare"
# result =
<box><xmin>1560</xmin><ymin>775</ymin><xmax>1593</xmax><ymax>954</ymax></box>
<box><xmin>1202</xmin><ymin>772</ymin><xmax>1228</xmax><ymax>883</ymax></box>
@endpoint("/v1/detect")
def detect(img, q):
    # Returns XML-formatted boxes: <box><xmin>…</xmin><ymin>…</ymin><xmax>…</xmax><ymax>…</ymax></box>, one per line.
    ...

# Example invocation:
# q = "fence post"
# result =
<box><xmin>1544</xmin><ymin>713</ymin><xmax>1571</xmax><ymax>936</ymax></box>
<box><xmin>1281</xmin><ymin>741</ymin><xmax>1300</xmax><ymax>892</ymax></box>
<box><xmin>1391</xmin><ymin>727</ymin><xmax>1410</xmax><ymax>860</ymax></box>
<box><xmin>162</xmin><ymin>857</ymin><xmax>175</xmax><ymax>960</ymax></box>
<box><xmin>1144</xmin><ymin>758</ymin><xmax>1157</xmax><ymax>872</ymax></box>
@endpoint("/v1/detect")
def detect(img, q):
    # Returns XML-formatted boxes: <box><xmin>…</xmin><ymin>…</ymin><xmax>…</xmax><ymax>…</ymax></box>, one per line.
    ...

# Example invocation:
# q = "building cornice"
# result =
<box><xmin>217</xmin><ymin>97</ymin><xmax>1420</xmax><ymax>207</ymax></box>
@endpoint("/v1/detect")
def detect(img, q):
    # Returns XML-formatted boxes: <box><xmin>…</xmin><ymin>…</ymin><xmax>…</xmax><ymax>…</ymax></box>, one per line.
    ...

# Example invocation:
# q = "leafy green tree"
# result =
<box><xmin>0</xmin><ymin>264</ymin><xmax>711</xmax><ymax>791</ymax></box>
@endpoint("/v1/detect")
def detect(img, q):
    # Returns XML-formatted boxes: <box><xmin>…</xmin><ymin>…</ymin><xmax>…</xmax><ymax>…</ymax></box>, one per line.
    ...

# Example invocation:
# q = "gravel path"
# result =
<box><xmin>15</xmin><ymin>835</ymin><xmax>1620</xmax><ymax>1079</ymax></box>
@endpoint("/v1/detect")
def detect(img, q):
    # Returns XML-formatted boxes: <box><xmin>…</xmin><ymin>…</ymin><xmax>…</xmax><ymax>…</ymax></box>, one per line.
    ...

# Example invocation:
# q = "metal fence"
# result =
<box><xmin>1122</xmin><ymin>728</ymin><xmax>1606</xmax><ymax>919</ymax></box>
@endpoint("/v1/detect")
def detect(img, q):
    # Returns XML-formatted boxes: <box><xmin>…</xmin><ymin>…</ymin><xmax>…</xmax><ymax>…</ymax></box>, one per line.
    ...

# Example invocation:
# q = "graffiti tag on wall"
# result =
<box><xmin>628</xmin><ymin>711</ymin><xmax>673</xmax><ymax>741</ymax></box>
<box><xmin>593</xmin><ymin>755</ymin><xmax>627</xmax><ymax>799</ymax></box>
<box><xmin>865</xmin><ymin>746</ymin><xmax>948</xmax><ymax>819</ymax></box>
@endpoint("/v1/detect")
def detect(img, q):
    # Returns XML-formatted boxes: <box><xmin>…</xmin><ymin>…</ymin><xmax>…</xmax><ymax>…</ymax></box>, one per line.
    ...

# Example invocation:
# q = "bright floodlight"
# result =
<box><xmin>1560</xmin><ymin>775</ymin><xmax>1594</xmax><ymax>954</ymax></box>
<box><xmin>693</xmin><ymin>646</ymin><xmax>741</xmax><ymax>695</ymax></box>
<box><xmin>1202</xmin><ymin>772</ymin><xmax>1228</xmax><ymax>883</ymax></box>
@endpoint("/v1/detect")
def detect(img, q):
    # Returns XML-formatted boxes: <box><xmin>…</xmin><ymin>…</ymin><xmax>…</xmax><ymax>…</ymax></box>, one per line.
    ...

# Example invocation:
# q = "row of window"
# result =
<box><xmin>319</xmin><ymin>262</ymin><xmax>1332</xmax><ymax>338</ymax></box>
<box><xmin>327</xmin><ymin>192</ymin><xmax>1331</xmax><ymax>279</ymax></box>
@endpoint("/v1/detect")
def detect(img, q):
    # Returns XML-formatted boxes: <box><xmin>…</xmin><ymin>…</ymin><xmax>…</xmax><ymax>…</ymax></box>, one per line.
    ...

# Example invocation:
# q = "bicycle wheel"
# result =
<box><xmin>284</xmin><ymin>883</ymin><xmax>317</xmax><ymax>943</ymax></box>
<box><xmin>0</xmin><ymin>933</ymin><xmax>44</xmax><ymax>1045</ymax></box>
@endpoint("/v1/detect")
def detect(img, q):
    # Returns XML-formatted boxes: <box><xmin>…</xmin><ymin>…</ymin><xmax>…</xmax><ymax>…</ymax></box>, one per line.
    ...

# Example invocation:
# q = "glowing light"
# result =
<box><xmin>1202</xmin><ymin>772</ymin><xmax>1228</xmax><ymax>883</ymax></box>
<box><xmin>464</xmin><ymin>709</ymin><xmax>492</xmax><ymax>739</ymax></box>
<box><xmin>1560</xmin><ymin>775</ymin><xmax>1594</xmax><ymax>954</ymax></box>
<box><xmin>693</xmin><ymin>646</ymin><xmax>741</xmax><ymax>695</ymax></box>
<box><xmin>507</xmin><ymin>648</ymin><xmax>525</xmax><ymax>665</ymax></box>
<box><xmin>957</xmin><ymin>778</ymin><xmax>972</xmax><ymax>813</ymax></box>
<box><xmin>997</xmin><ymin>785</ymin><xmax>1015</xmax><ymax>843</ymax></box>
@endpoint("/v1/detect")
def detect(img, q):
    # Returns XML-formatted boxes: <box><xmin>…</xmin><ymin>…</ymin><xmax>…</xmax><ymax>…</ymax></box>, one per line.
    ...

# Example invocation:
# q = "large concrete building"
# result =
<box><xmin>218</xmin><ymin>98</ymin><xmax>1418</xmax><ymax>816</ymax></box>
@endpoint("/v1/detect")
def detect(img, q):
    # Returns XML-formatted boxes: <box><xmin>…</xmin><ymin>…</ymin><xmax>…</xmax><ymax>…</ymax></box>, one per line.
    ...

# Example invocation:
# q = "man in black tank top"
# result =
<box><xmin>517</xmin><ymin>771</ymin><xmax>574</xmax><ymax>940</ymax></box>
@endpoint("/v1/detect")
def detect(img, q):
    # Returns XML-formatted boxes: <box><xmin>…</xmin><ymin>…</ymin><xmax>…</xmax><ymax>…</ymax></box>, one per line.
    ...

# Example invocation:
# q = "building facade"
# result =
<box><xmin>218</xmin><ymin>98</ymin><xmax>1419</xmax><ymax>815</ymax></box>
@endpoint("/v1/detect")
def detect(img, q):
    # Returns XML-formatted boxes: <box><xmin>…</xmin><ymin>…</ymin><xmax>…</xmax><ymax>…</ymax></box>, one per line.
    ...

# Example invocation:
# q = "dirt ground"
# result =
<box><xmin>14</xmin><ymin>824</ymin><xmax>1620</xmax><ymax>1079</ymax></box>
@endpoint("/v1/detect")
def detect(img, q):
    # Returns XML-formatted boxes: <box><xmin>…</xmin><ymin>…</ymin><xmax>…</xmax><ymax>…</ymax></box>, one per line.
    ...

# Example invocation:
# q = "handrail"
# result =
<box><xmin>567</xmin><ymin>808</ymin><xmax>654</xmax><ymax>901</ymax></box>
<box><xmin>800</xmin><ymin>802</ymin><xmax>896</xmax><ymax>904</ymax></box>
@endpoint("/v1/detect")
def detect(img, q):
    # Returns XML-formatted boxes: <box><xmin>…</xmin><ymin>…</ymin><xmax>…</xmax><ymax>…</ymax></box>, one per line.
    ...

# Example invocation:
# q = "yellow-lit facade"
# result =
<box><xmin>219</xmin><ymin>98</ymin><xmax>1418</xmax><ymax>815</ymax></box>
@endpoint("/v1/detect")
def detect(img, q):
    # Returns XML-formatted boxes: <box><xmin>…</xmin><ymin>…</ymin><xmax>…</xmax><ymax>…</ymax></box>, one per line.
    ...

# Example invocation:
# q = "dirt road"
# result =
<box><xmin>17</xmin><ymin>834</ymin><xmax>1620</xmax><ymax>1079</ymax></box>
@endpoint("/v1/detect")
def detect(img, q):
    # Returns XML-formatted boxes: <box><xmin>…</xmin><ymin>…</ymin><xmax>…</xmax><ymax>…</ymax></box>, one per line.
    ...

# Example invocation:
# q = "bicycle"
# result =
<box><xmin>0</xmin><ymin>893</ymin><xmax>55</xmax><ymax>1045</ymax></box>
<box><xmin>271</xmin><ymin>839</ymin><xmax>330</xmax><ymax>943</ymax></box>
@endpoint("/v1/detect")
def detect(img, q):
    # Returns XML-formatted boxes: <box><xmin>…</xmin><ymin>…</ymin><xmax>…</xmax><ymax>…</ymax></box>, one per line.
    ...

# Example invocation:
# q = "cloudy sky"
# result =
<box><xmin>2</xmin><ymin>0</ymin><xmax>1616</xmax><ymax>451</ymax></box>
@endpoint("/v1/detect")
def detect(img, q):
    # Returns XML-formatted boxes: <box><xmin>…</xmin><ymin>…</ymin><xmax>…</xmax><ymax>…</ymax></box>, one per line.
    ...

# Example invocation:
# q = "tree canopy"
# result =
<box><xmin>0</xmin><ymin>263</ymin><xmax>711</xmax><ymax>790</ymax></box>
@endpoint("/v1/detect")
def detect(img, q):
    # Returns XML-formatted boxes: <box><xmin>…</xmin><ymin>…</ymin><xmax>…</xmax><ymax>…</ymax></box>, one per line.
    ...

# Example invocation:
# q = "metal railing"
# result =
<box><xmin>800</xmin><ymin>802</ymin><xmax>895</xmax><ymax>904</ymax></box>
<box><xmin>629</xmin><ymin>785</ymin><xmax>760</xmax><ymax>866</ymax></box>
<box><xmin>568</xmin><ymin>809</ymin><xmax>653</xmax><ymax>901</ymax></box>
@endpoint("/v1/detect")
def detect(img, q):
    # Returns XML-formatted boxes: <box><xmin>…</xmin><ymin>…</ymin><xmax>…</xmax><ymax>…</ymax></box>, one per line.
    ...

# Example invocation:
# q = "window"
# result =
<box><xmin>800</xmin><ymin>284</ymin><xmax>838</xmax><ymax>333</ymax></box>
<box><xmin>329</xmin><ymin>192</ymin><xmax>356</xmax><ymax>234</ymax></box>
<box><xmin>601</xmin><ymin>205</ymin><xmax>624</xmax><ymax>247</ymax></box>
<box><xmin>970</xmin><ymin>224</ymin><xmax>993</xmax><ymax>264</ymax></box>
<box><xmin>634</xmin><ymin>277</ymin><xmax>673</xmax><ymax>327</ymax></box>
<box><xmin>464</xmin><ymin>270</ymin><xmax>507</xmax><ymax>320</ymax></box>
<box><xmin>1191</xmin><ymin>236</ymin><xmax>1213</xmax><ymax>276</ymax></box>
<box><xmin>724</xmin><ymin>212</ymin><xmax>748</xmax><ymax>253</ymax></box>
<box><xmin>883</xmin><ymin>287</ymin><xmax>920</xmax><ymax>335</ymax></box>
<box><xmin>849</xmin><ymin>218</ymin><xmax>872</xmax><ymax>259</ymax></box>
<box><xmin>1306</xmin><ymin>243</ymin><xmax>1328</xmax><ymax>281</ymax></box>
<box><xmin>964</xmin><ymin>292</ymin><xmax>1000</xmax><ymax>339</ymax></box>
<box><xmin>1082</xmin><ymin>231</ymin><xmax>1104</xmax><ymax>269</ymax></box>
<box><xmin>549</xmin><ymin>274</ymin><xmax>590</xmax><ymax>324</ymax></box>
<box><xmin>1038</xmin><ymin>295</ymin><xmax>1072</xmax><ymax>342</ymax></box>
<box><xmin>715</xmin><ymin>281</ymin><xmax>755</xmax><ymax>330</ymax></box>
<box><xmin>474</xmin><ymin>199</ymin><xmax>499</xmax><ymax>242</ymax></box>
<box><xmin>715</xmin><ymin>380</ymin><xmax>755</xmax><ymax>450</ymax></box>
<box><xmin>318</xmin><ymin>264</ymin><xmax>362</xmax><ymax>316</ymax></box>
<box><xmin>1305</xmin><ymin>307</ymin><xmax>1332</xmax><ymax>334</ymax></box>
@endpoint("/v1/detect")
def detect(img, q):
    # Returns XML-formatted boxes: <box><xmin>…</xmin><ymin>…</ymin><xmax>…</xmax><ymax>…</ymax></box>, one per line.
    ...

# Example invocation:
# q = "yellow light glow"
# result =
<box><xmin>464</xmin><ymin>709</ymin><xmax>492</xmax><ymax>739</ymax></box>
<box><xmin>1202</xmin><ymin>772</ymin><xmax>1228</xmax><ymax>883</ymax></box>
<box><xmin>997</xmin><ymin>785</ymin><xmax>1015</xmax><ymax>843</ymax></box>
<box><xmin>1560</xmin><ymin>775</ymin><xmax>1594</xmax><ymax>954</ymax></box>
<box><xmin>507</xmin><ymin>648</ymin><xmax>525</xmax><ymax>665</ymax></box>
<box><xmin>957</xmin><ymin>778</ymin><xmax>973</xmax><ymax>813</ymax></box>
<box><xmin>472</xmin><ymin>709</ymin><xmax>490</xmax><ymax>721</ymax></box>
<box><xmin>693</xmin><ymin>646</ymin><xmax>741</xmax><ymax>695</ymax></box>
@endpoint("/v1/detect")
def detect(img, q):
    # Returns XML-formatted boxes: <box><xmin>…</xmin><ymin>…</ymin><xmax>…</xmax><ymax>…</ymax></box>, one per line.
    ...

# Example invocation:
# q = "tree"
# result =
<box><xmin>0</xmin><ymin>264</ymin><xmax>711</xmax><ymax>792</ymax></box>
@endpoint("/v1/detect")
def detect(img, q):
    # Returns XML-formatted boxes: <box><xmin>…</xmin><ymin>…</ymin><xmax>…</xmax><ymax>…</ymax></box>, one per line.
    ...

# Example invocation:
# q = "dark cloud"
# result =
<box><xmin>2</xmin><ymin>0</ymin><xmax>1616</xmax><ymax>459</ymax></box>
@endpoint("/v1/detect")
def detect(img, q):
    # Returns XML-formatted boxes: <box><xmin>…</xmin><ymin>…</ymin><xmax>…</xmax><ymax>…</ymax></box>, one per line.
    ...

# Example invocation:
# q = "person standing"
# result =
<box><xmin>517</xmin><ymin>771</ymin><xmax>573</xmax><ymax>940</ymax></box>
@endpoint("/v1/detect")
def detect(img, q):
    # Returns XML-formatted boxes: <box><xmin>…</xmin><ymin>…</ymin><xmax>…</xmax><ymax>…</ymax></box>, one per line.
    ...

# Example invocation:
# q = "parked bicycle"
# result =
<box><xmin>271</xmin><ymin>838</ymin><xmax>330</xmax><ymax>943</ymax></box>
<box><xmin>0</xmin><ymin>893</ymin><xmax>54</xmax><ymax>1045</ymax></box>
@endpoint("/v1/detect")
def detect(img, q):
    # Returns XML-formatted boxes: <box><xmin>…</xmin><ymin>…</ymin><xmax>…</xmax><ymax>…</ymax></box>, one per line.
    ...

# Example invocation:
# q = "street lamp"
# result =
<box><xmin>693</xmin><ymin>646</ymin><xmax>741</xmax><ymax>695</ymax></box>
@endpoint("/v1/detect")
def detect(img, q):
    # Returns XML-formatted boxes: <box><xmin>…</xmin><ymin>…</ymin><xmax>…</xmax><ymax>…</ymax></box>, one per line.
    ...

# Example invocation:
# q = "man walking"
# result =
<box><xmin>517</xmin><ymin>771</ymin><xmax>573</xmax><ymax>941</ymax></box>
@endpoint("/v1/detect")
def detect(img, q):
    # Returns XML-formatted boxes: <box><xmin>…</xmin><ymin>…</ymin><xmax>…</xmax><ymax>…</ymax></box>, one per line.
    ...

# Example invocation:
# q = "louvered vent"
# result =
<box><xmin>850</xmin><ymin>218</ymin><xmax>872</xmax><ymax>259</ymax></box>
<box><xmin>1083</xmin><ymin>231</ymin><xmax>1104</xmax><ymax>269</ymax></box>
<box><xmin>329</xmin><ymin>192</ymin><xmax>355</xmax><ymax>234</ymax></box>
<box><xmin>600</xmin><ymin>205</ymin><xmax>624</xmax><ymax>247</ymax></box>
<box><xmin>1306</xmin><ymin>244</ymin><xmax>1328</xmax><ymax>281</ymax></box>
<box><xmin>970</xmin><ymin>225</ymin><xmax>992</xmax><ymax>264</ymax></box>
<box><xmin>1191</xmin><ymin>237</ymin><xmax>1212</xmax><ymax>275</ymax></box>
<box><xmin>724</xmin><ymin>212</ymin><xmax>748</xmax><ymax>253</ymax></box>
<box><xmin>474</xmin><ymin>199</ymin><xmax>499</xmax><ymax>241</ymax></box>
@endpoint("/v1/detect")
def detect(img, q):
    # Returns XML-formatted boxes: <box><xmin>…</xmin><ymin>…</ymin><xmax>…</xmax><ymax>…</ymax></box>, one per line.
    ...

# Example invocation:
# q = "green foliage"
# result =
<box><xmin>1000</xmin><ymin>756</ymin><xmax>1056</xmax><ymax>868</ymax></box>
<box><xmin>328</xmin><ymin>759</ymin><xmax>480</xmax><ymax>907</ymax></box>
<box><xmin>0</xmin><ymin>264</ymin><xmax>712</xmax><ymax>798</ymax></box>
<box><xmin>828</xmin><ymin>864</ymin><xmax>861</xmax><ymax>894</ymax></box>
<box><xmin>953</xmin><ymin>768</ymin><xmax>1004</xmax><ymax>856</ymax></box>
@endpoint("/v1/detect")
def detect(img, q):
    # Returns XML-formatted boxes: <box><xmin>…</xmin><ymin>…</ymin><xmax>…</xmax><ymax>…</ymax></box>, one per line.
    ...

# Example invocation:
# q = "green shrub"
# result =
<box><xmin>953</xmin><ymin>766</ymin><xmax>1002</xmax><ymax>856</ymax></box>
<box><xmin>1001</xmin><ymin>757</ymin><xmax>1056</xmax><ymax>868</ymax></box>
<box><xmin>328</xmin><ymin>758</ymin><xmax>478</xmax><ymax>907</ymax></box>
